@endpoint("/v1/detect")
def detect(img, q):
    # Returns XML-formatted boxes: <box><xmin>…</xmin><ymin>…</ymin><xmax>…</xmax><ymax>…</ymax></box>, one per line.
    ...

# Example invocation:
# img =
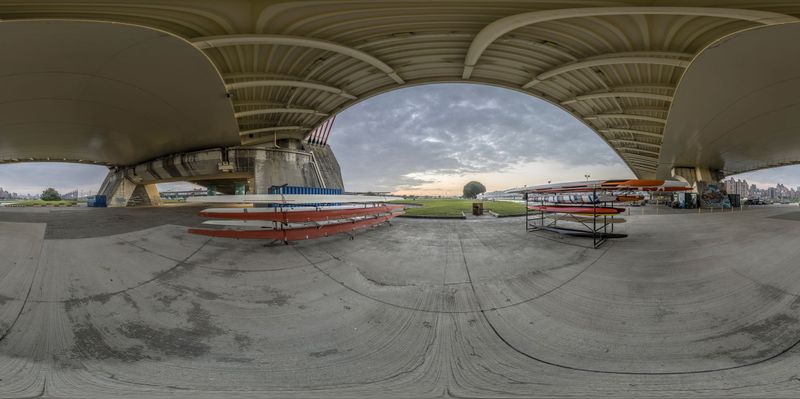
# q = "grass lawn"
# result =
<box><xmin>4</xmin><ymin>200</ymin><xmax>78</xmax><ymax>207</ymax></box>
<box><xmin>391</xmin><ymin>198</ymin><xmax>526</xmax><ymax>217</ymax></box>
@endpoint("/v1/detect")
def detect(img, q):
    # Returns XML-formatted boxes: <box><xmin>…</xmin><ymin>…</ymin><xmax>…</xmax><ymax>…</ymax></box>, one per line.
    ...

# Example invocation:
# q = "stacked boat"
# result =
<box><xmin>186</xmin><ymin>194</ymin><xmax>404</xmax><ymax>242</ymax></box>
<box><xmin>506</xmin><ymin>179</ymin><xmax>691</xmax><ymax>246</ymax></box>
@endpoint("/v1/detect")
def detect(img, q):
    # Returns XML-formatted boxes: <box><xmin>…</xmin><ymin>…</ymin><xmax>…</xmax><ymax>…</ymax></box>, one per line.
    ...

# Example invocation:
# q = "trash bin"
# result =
<box><xmin>472</xmin><ymin>202</ymin><xmax>484</xmax><ymax>216</ymax></box>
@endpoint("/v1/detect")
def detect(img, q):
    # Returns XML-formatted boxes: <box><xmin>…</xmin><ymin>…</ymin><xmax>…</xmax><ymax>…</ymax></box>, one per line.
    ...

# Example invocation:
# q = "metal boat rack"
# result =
<box><xmin>525</xmin><ymin>187</ymin><xmax>618</xmax><ymax>249</ymax></box>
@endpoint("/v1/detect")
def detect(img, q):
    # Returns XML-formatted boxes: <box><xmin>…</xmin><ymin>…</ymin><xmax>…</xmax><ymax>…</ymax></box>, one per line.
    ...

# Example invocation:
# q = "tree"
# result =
<box><xmin>462</xmin><ymin>181</ymin><xmax>486</xmax><ymax>199</ymax></box>
<box><xmin>41</xmin><ymin>187</ymin><xmax>61</xmax><ymax>201</ymax></box>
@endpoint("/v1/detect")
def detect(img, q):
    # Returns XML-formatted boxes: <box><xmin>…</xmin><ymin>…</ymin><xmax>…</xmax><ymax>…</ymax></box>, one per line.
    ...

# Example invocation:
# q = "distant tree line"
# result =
<box><xmin>41</xmin><ymin>188</ymin><xmax>61</xmax><ymax>201</ymax></box>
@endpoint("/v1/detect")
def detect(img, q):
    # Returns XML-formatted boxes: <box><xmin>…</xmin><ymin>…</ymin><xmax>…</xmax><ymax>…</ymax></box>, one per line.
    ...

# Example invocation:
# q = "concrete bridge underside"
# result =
<box><xmin>658</xmin><ymin>22</ymin><xmax>800</xmax><ymax>181</ymax></box>
<box><xmin>3</xmin><ymin>1</ymin><xmax>800</xmax><ymax>191</ymax></box>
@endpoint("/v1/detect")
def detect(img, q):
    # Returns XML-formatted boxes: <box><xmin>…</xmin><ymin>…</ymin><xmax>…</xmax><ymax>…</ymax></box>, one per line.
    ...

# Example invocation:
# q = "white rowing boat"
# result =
<box><xmin>186</xmin><ymin>194</ymin><xmax>401</xmax><ymax>204</ymax></box>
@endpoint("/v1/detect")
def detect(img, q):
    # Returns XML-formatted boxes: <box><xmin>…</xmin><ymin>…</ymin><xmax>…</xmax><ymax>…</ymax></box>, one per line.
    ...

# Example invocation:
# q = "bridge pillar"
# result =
<box><xmin>672</xmin><ymin>167</ymin><xmax>729</xmax><ymax>208</ymax></box>
<box><xmin>252</xmin><ymin>139</ymin><xmax>344</xmax><ymax>194</ymax></box>
<box><xmin>671</xmin><ymin>167</ymin><xmax>724</xmax><ymax>187</ymax></box>
<box><xmin>98</xmin><ymin>169</ymin><xmax>161</xmax><ymax>207</ymax></box>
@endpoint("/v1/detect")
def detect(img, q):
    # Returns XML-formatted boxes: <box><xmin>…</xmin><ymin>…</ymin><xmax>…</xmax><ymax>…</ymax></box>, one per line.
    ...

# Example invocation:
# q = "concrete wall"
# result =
<box><xmin>308</xmin><ymin>144</ymin><xmax>345</xmax><ymax>190</ymax></box>
<box><xmin>252</xmin><ymin>146</ymin><xmax>321</xmax><ymax>194</ymax></box>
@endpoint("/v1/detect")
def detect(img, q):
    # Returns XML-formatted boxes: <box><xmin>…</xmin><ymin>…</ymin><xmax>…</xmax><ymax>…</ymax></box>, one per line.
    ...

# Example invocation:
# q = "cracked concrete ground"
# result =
<box><xmin>1</xmin><ymin>205</ymin><xmax>800</xmax><ymax>397</ymax></box>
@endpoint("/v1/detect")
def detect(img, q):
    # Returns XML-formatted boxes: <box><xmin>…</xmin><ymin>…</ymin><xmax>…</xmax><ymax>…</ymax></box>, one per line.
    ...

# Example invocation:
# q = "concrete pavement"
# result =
<box><xmin>1</xmin><ymin>206</ymin><xmax>800</xmax><ymax>396</ymax></box>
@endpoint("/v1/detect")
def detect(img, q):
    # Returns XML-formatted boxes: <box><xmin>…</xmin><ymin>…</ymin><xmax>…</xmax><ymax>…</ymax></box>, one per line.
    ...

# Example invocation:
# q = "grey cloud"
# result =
<box><xmin>331</xmin><ymin>83</ymin><xmax>625</xmax><ymax>192</ymax></box>
<box><xmin>0</xmin><ymin>163</ymin><xmax>108</xmax><ymax>195</ymax></box>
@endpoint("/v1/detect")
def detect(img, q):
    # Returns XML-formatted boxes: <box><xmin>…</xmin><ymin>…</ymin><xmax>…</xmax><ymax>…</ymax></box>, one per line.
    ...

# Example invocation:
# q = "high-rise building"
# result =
<box><xmin>724</xmin><ymin>178</ymin><xmax>751</xmax><ymax>197</ymax></box>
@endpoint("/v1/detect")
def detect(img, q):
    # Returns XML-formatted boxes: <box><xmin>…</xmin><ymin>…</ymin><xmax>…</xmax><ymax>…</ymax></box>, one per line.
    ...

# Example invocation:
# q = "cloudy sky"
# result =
<box><xmin>330</xmin><ymin>84</ymin><xmax>632</xmax><ymax>195</ymax></box>
<box><xmin>0</xmin><ymin>83</ymin><xmax>797</xmax><ymax>195</ymax></box>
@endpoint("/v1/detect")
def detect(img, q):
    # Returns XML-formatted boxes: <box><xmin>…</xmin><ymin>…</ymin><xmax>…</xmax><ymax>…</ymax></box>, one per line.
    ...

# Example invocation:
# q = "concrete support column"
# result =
<box><xmin>671</xmin><ymin>167</ymin><xmax>724</xmax><ymax>187</ymax></box>
<box><xmin>252</xmin><ymin>139</ymin><xmax>328</xmax><ymax>194</ymax></box>
<box><xmin>98</xmin><ymin>169</ymin><xmax>161</xmax><ymax>207</ymax></box>
<box><xmin>673</xmin><ymin>166</ymin><xmax>728</xmax><ymax>208</ymax></box>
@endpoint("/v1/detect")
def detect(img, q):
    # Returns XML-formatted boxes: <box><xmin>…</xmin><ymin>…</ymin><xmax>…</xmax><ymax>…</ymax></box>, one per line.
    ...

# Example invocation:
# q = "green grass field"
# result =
<box><xmin>3</xmin><ymin>199</ymin><xmax>78</xmax><ymax>207</ymax></box>
<box><xmin>391</xmin><ymin>198</ymin><xmax>526</xmax><ymax>217</ymax></box>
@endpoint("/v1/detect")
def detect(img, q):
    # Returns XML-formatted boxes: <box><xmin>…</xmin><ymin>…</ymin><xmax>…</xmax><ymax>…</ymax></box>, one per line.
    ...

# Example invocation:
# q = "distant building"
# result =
<box><xmin>724</xmin><ymin>178</ymin><xmax>751</xmax><ymax>198</ymax></box>
<box><xmin>62</xmin><ymin>190</ymin><xmax>79</xmax><ymax>200</ymax></box>
<box><xmin>725</xmin><ymin>178</ymin><xmax>798</xmax><ymax>201</ymax></box>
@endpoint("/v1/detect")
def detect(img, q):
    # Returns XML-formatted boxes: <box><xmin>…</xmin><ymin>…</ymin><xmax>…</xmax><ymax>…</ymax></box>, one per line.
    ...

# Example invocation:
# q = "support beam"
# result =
<box><xmin>226</xmin><ymin>80</ymin><xmax>357</xmax><ymax>100</ymax></box>
<box><xmin>463</xmin><ymin>7</ymin><xmax>798</xmax><ymax>78</ymax></box>
<box><xmin>562</xmin><ymin>91</ymin><xmax>673</xmax><ymax>105</ymax></box>
<box><xmin>622</xmin><ymin>153</ymin><xmax>659</xmax><ymax>163</ymax></box>
<box><xmin>235</xmin><ymin>108</ymin><xmax>328</xmax><ymax>118</ymax></box>
<box><xmin>192</xmin><ymin>34</ymin><xmax>404</xmax><ymax>84</ymax></box>
<box><xmin>629</xmin><ymin>162</ymin><xmax>658</xmax><ymax>171</ymax></box>
<box><xmin>239</xmin><ymin>126</ymin><xmax>310</xmax><ymax>136</ymax></box>
<box><xmin>608</xmin><ymin>138</ymin><xmax>662</xmax><ymax>148</ymax></box>
<box><xmin>523</xmin><ymin>53</ymin><xmax>689</xmax><ymax>89</ymax></box>
<box><xmin>600</xmin><ymin>128</ymin><xmax>663</xmax><ymax>138</ymax></box>
<box><xmin>586</xmin><ymin>114</ymin><xmax>667</xmax><ymax>124</ymax></box>
<box><xmin>619</xmin><ymin>147</ymin><xmax>661</xmax><ymax>156</ymax></box>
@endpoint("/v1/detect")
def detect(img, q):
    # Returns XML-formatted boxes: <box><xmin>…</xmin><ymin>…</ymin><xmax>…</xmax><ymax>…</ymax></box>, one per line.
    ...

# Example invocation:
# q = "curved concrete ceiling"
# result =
<box><xmin>2</xmin><ymin>2</ymin><xmax>800</xmax><ymax>176</ymax></box>
<box><xmin>0</xmin><ymin>19</ymin><xmax>238</xmax><ymax>166</ymax></box>
<box><xmin>658</xmin><ymin>22</ymin><xmax>800</xmax><ymax>178</ymax></box>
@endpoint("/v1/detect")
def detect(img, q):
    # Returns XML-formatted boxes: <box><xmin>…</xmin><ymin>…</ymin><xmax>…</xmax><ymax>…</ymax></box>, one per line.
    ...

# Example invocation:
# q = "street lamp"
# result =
<box><xmin>584</xmin><ymin>174</ymin><xmax>590</xmax><ymax>181</ymax></box>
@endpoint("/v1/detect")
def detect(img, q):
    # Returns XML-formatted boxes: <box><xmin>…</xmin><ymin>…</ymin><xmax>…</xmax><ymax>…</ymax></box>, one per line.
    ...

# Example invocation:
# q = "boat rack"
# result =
<box><xmin>525</xmin><ymin>187</ymin><xmax>618</xmax><ymax>249</ymax></box>
<box><xmin>185</xmin><ymin>194</ymin><xmax>404</xmax><ymax>244</ymax></box>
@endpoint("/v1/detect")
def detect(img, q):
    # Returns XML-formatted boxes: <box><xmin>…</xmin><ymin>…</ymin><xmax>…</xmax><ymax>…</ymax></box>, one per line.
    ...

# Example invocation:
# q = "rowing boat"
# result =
<box><xmin>507</xmin><ymin>179</ymin><xmax>691</xmax><ymax>194</ymax></box>
<box><xmin>186</xmin><ymin>194</ymin><xmax>401</xmax><ymax>204</ymax></box>
<box><xmin>199</xmin><ymin>204</ymin><xmax>404</xmax><ymax>223</ymax></box>
<box><xmin>189</xmin><ymin>213</ymin><xmax>400</xmax><ymax>240</ymax></box>
<box><xmin>528</xmin><ymin>205</ymin><xmax>625</xmax><ymax>214</ymax></box>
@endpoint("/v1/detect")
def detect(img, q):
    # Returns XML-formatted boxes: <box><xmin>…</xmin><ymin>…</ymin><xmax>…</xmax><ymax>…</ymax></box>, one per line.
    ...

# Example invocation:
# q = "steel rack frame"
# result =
<box><xmin>525</xmin><ymin>187</ymin><xmax>615</xmax><ymax>249</ymax></box>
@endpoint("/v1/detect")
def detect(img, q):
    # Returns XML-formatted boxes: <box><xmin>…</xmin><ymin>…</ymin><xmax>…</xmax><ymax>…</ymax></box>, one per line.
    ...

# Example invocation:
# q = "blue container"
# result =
<box><xmin>87</xmin><ymin>195</ymin><xmax>107</xmax><ymax>208</ymax></box>
<box><xmin>266</xmin><ymin>186</ymin><xmax>343</xmax><ymax>207</ymax></box>
<box><xmin>268</xmin><ymin>185</ymin><xmax>342</xmax><ymax>196</ymax></box>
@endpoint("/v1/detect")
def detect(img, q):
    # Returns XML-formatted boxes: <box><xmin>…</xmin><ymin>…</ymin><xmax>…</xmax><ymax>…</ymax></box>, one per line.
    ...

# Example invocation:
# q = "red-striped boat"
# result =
<box><xmin>199</xmin><ymin>204</ymin><xmax>404</xmax><ymax>223</ymax></box>
<box><xmin>527</xmin><ymin>205</ymin><xmax>624</xmax><ymax>215</ymax></box>
<box><xmin>189</xmin><ymin>213</ymin><xmax>400</xmax><ymax>241</ymax></box>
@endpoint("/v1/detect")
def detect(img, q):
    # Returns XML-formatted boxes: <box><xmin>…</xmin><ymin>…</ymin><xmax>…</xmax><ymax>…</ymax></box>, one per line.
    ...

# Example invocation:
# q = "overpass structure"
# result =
<box><xmin>1</xmin><ymin>1</ymin><xmax>800</xmax><ymax>203</ymax></box>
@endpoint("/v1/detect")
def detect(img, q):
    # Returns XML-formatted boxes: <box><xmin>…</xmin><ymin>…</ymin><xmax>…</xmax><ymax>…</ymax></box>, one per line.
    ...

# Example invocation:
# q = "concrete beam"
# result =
<box><xmin>226</xmin><ymin>80</ymin><xmax>357</xmax><ymax>99</ymax></box>
<box><xmin>587</xmin><ymin>114</ymin><xmax>667</xmax><ymax>124</ymax></box>
<box><xmin>192</xmin><ymin>34</ymin><xmax>404</xmax><ymax>84</ymax></box>
<box><xmin>600</xmin><ymin>128</ymin><xmax>663</xmax><ymax>138</ymax></box>
<box><xmin>239</xmin><ymin>126</ymin><xmax>310</xmax><ymax>136</ymax></box>
<box><xmin>463</xmin><ymin>7</ymin><xmax>797</xmax><ymax>78</ymax></box>
<box><xmin>619</xmin><ymin>147</ymin><xmax>661</xmax><ymax>156</ymax></box>
<box><xmin>523</xmin><ymin>53</ymin><xmax>689</xmax><ymax>89</ymax></box>
<box><xmin>562</xmin><ymin>91</ymin><xmax>673</xmax><ymax>105</ymax></box>
<box><xmin>235</xmin><ymin>108</ymin><xmax>328</xmax><ymax>118</ymax></box>
<box><xmin>608</xmin><ymin>138</ymin><xmax>662</xmax><ymax>148</ymax></box>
